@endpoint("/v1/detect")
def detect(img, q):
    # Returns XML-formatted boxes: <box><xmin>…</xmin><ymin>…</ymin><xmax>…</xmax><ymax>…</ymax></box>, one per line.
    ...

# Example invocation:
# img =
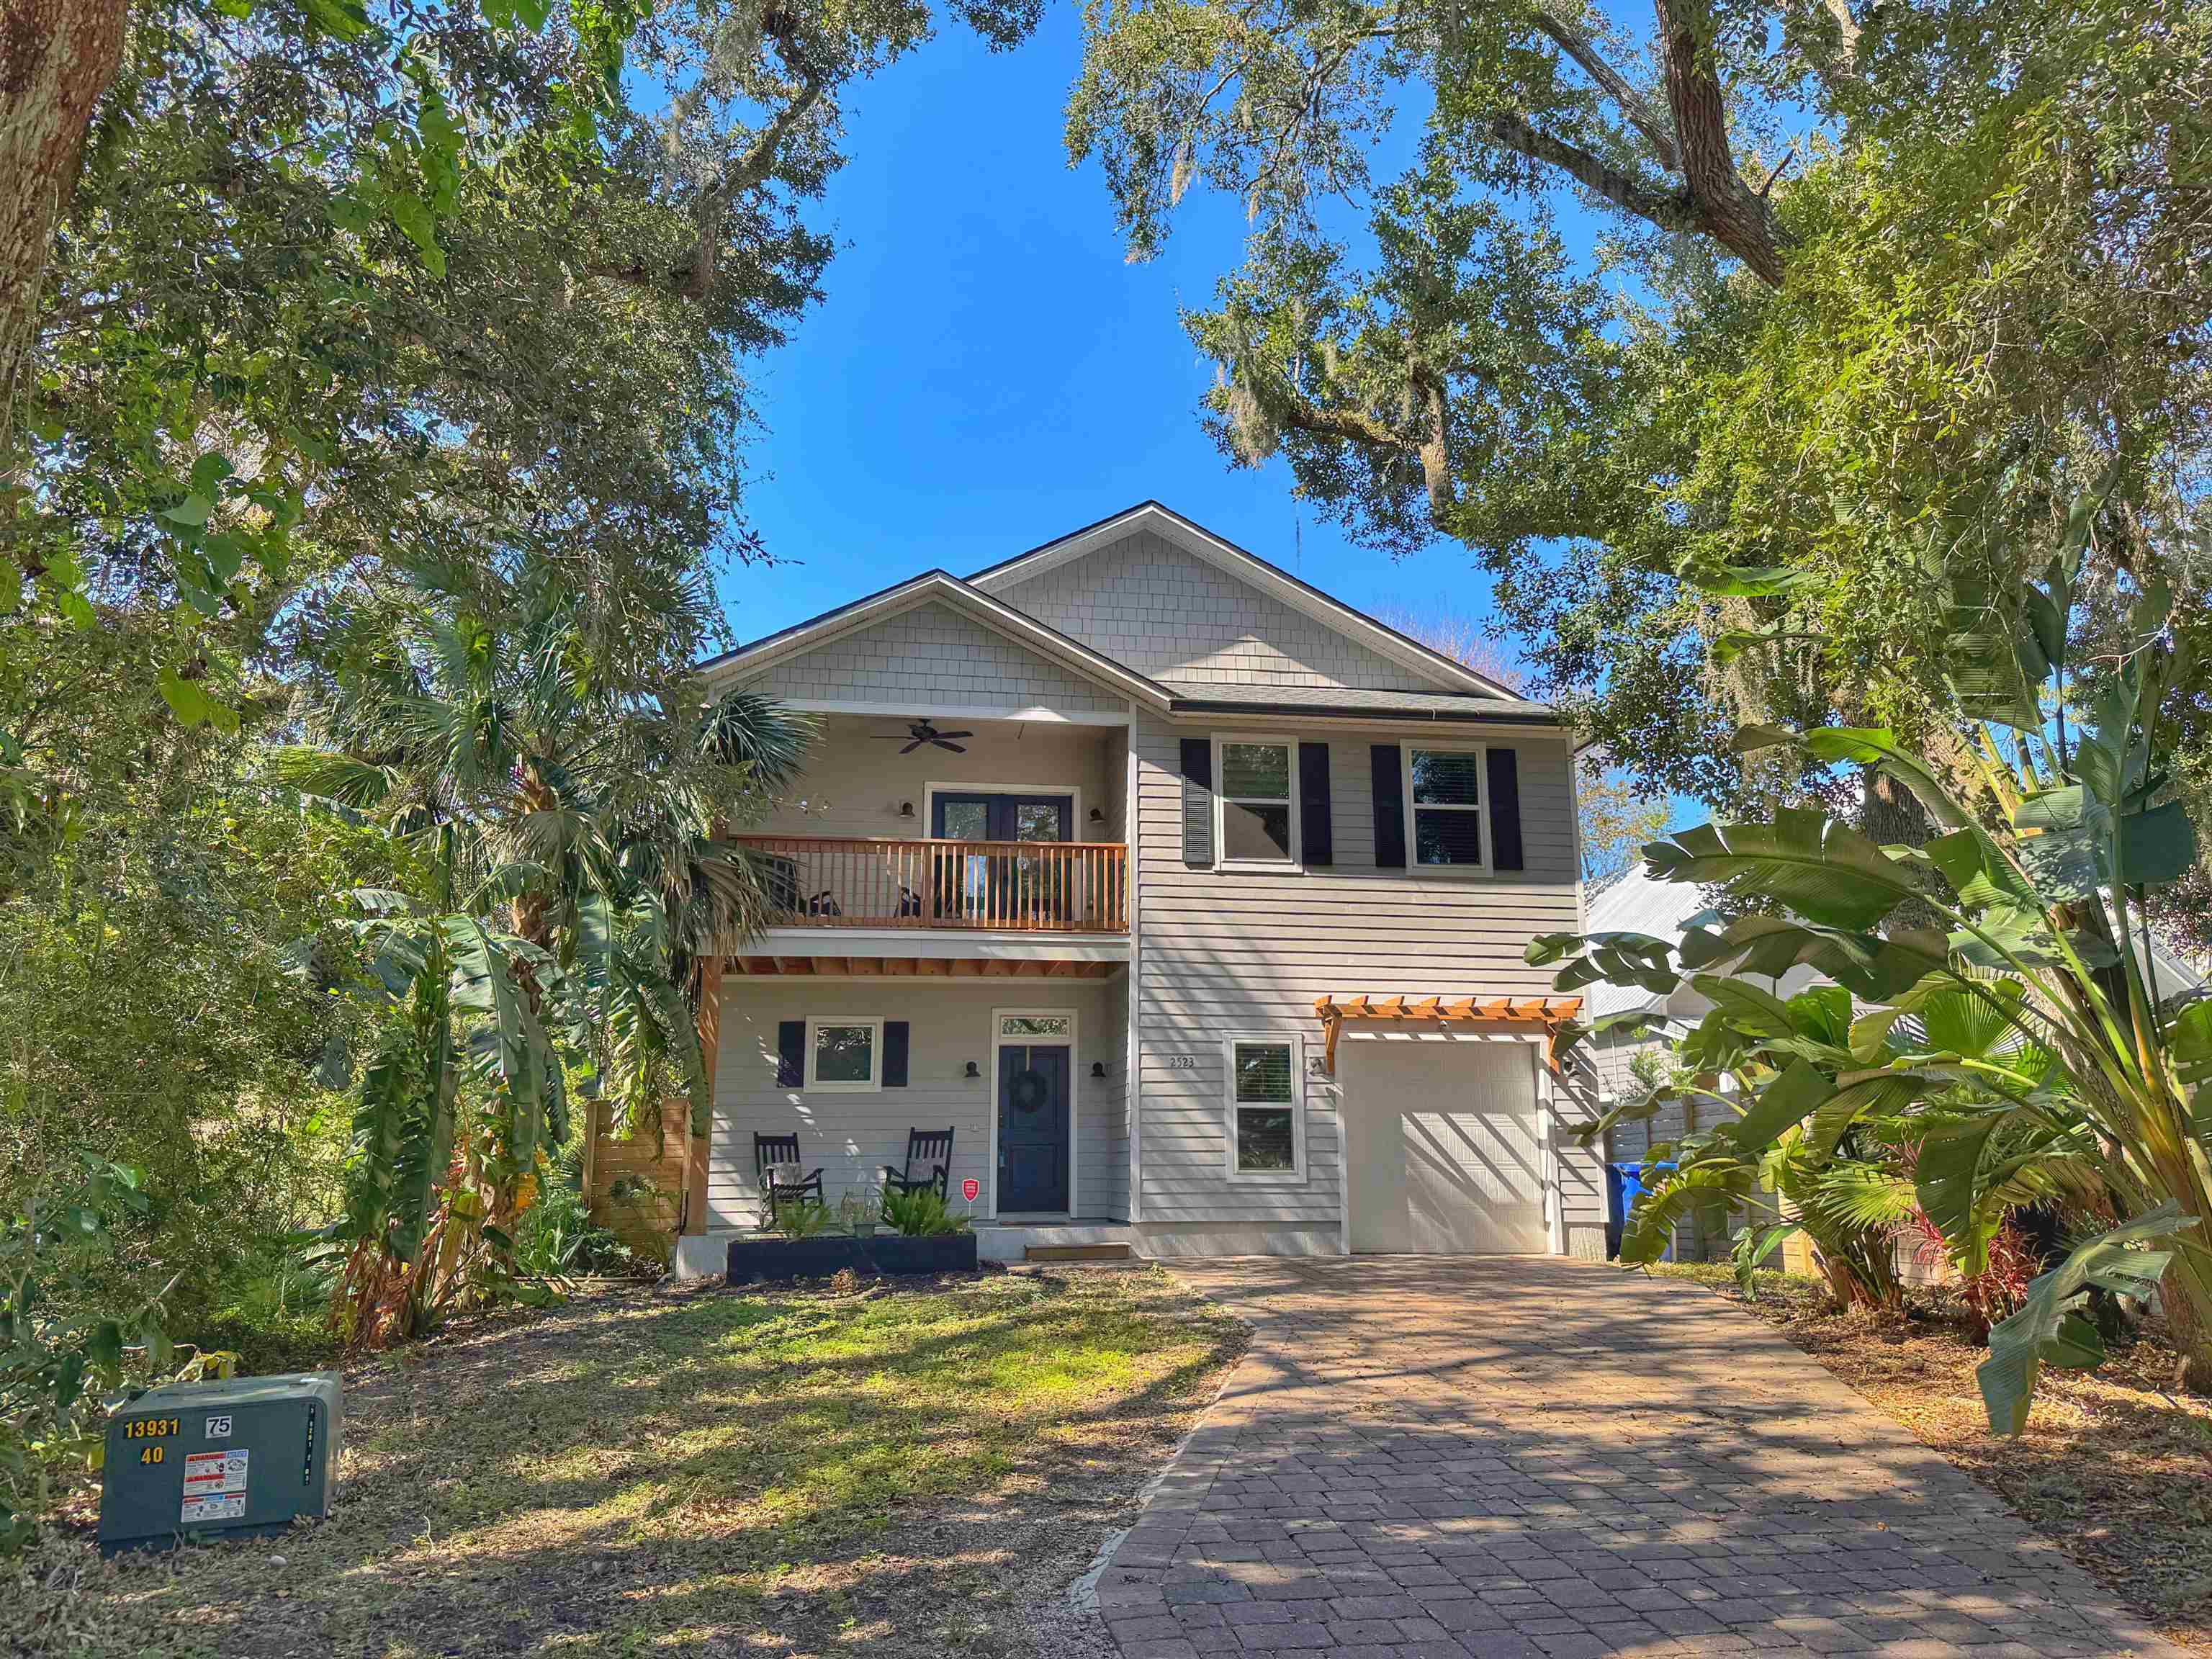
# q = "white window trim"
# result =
<box><xmin>1222</xmin><ymin>1033</ymin><xmax>1307</xmax><ymax>1182</ymax></box>
<box><xmin>804</xmin><ymin>1015</ymin><xmax>884</xmax><ymax>1092</ymax></box>
<box><xmin>989</xmin><ymin>1006</ymin><xmax>1080</xmax><ymax>1219</ymax></box>
<box><xmin>1401</xmin><ymin>741</ymin><xmax>1492</xmax><ymax>876</ymax></box>
<box><xmin>1213</xmin><ymin>734</ymin><xmax>1301</xmax><ymax>871</ymax></box>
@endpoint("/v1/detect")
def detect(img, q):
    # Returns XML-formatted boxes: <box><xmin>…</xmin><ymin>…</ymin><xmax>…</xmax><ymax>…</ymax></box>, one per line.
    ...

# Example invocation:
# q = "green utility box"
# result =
<box><xmin>99</xmin><ymin>1373</ymin><xmax>341</xmax><ymax>1555</ymax></box>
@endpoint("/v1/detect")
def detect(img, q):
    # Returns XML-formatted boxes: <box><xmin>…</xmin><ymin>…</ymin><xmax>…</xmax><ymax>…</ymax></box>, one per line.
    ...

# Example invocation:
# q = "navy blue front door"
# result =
<box><xmin>997</xmin><ymin>1044</ymin><xmax>1070</xmax><ymax>1213</ymax></box>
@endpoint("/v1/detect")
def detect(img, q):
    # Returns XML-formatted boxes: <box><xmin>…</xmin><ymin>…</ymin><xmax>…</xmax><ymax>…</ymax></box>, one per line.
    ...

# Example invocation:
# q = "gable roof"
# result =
<box><xmin>966</xmin><ymin>501</ymin><xmax>1527</xmax><ymax>701</ymax></box>
<box><xmin>699</xmin><ymin>568</ymin><xmax>1174</xmax><ymax>709</ymax></box>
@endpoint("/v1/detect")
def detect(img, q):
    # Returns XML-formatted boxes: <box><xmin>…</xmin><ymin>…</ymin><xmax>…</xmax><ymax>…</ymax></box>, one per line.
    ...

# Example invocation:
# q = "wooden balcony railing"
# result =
<box><xmin>733</xmin><ymin>836</ymin><xmax>1128</xmax><ymax>933</ymax></box>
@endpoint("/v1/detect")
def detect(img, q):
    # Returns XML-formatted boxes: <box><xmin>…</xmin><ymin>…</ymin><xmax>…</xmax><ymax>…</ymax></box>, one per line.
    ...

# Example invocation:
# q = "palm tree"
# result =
<box><xmin>276</xmin><ymin>570</ymin><xmax>805</xmax><ymax>1308</ymax></box>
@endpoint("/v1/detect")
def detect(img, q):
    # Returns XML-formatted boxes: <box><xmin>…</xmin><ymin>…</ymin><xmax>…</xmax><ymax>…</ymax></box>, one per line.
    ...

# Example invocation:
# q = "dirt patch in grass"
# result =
<box><xmin>5</xmin><ymin>1264</ymin><xmax>1246</xmax><ymax>1659</ymax></box>
<box><xmin>1654</xmin><ymin>1263</ymin><xmax>2212</xmax><ymax>1652</ymax></box>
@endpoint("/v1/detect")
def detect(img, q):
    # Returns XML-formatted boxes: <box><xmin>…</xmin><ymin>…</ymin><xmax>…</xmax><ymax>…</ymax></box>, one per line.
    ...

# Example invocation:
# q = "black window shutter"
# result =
<box><xmin>1179</xmin><ymin>737</ymin><xmax>1214</xmax><ymax>866</ymax></box>
<box><xmin>882</xmin><ymin>1021</ymin><xmax>909</xmax><ymax>1087</ymax></box>
<box><xmin>1370</xmin><ymin>745</ymin><xmax>1406</xmax><ymax>868</ymax></box>
<box><xmin>1486</xmin><ymin>747</ymin><xmax>1525</xmax><ymax>871</ymax></box>
<box><xmin>1298</xmin><ymin>742</ymin><xmax>1333</xmax><ymax>867</ymax></box>
<box><xmin>775</xmin><ymin>1020</ymin><xmax>804</xmax><ymax>1087</ymax></box>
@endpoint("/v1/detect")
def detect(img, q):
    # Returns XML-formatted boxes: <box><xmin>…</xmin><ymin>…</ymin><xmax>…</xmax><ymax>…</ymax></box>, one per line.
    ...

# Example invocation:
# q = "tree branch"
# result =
<box><xmin>680</xmin><ymin>72</ymin><xmax>830</xmax><ymax>297</ymax></box>
<box><xmin>1485</xmin><ymin>112</ymin><xmax>1702</xmax><ymax>237</ymax></box>
<box><xmin>589</xmin><ymin>73</ymin><xmax>830</xmax><ymax>300</ymax></box>
<box><xmin>1529</xmin><ymin>6</ymin><xmax>1678</xmax><ymax>172</ymax></box>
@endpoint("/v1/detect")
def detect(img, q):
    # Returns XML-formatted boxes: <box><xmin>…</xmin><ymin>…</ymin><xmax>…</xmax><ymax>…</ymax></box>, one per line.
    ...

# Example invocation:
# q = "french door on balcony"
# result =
<box><xmin>930</xmin><ymin>792</ymin><xmax>1074</xmax><ymax>925</ymax></box>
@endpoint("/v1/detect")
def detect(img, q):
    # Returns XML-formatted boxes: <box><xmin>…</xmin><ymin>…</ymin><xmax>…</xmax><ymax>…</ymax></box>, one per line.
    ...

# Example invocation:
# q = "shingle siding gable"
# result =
<box><xmin>739</xmin><ymin>601</ymin><xmax>1125</xmax><ymax>713</ymax></box>
<box><xmin>989</xmin><ymin>529</ymin><xmax>1446</xmax><ymax>693</ymax></box>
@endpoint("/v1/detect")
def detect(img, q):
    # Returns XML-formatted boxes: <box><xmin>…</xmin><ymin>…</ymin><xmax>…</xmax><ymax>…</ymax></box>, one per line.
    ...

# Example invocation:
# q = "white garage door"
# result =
<box><xmin>1343</xmin><ymin>1039</ymin><xmax>1550</xmax><ymax>1254</ymax></box>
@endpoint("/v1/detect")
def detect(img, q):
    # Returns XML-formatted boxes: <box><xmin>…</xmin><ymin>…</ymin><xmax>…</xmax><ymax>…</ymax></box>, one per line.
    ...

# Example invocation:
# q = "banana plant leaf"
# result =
<box><xmin>1804</xmin><ymin>1069</ymin><xmax>1932</xmax><ymax>1158</ymax></box>
<box><xmin>1732</xmin><ymin>1220</ymin><xmax>1801</xmax><ymax>1297</ymax></box>
<box><xmin>1718</xmin><ymin>1059</ymin><xmax>1837</xmax><ymax>1156</ymax></box>
<box><xmin>1915</xmin><ymin>1113</ymin><xmax>2006</xmax><ymax>1274</ymax></box>
<box><xmin>1734</xmin><ymin>724</ymin><xmax>1975</xmax><ymax>835</ymax></box>
<box><xmin>1644</xmin><ymin>810</ymin><xmax>1923</xmax><ymax>932</ymax></box>
<box><xmin>1620</xmin><ymin>1157</ymin><xmax>1755</xmax><ymax>1264</ymax></box>
<box><xmin>1978</xmin><ymin>1202</ymin><xmax>2194</xmax><ymax>1435</ymax></box>
<box><xmin>1525</xmin><ymin>930</ymin><xmax>1681</xmax><ymax>995</ymax></box>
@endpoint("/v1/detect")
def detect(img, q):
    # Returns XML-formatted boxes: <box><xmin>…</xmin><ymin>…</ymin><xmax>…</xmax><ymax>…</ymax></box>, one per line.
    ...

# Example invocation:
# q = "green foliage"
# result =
<box><xmin>879</xmin><ymin>1187</ymin><xmax>969</xmax><ymax>1237</ymax></box>
<box><xmin>1979</xmin><ymin>1205</ymin><xmax>2193</xmax><ymax>1437</ymax></box>
<box><xmin>1</xmin><ymin>1159</ymin><xmax>234</xmax><ymax>1555</ymax></box>
<box><xmin>1538</xmin><ymin>518</ymin><xmax>2212</xmax><ymax>1428</ymax></box>
<box><xmin>1069</xmin><ymin>0</ymin><xmax>2212</xmax><ymax>830</ymax></box>
<box><xmin>328</xmin><ymin>838</ymin><xmax>572</xmax><ymax>1346</ymax></box>
<box><xmin>511</xmin><ymin>1148</ymin><xmax>642</xmax><ymax>1280</ymax></box>
<box><xmin>769</xmin><ymin>1199</ymin><xmax>837</xmax><ymax>1239</ymax></box>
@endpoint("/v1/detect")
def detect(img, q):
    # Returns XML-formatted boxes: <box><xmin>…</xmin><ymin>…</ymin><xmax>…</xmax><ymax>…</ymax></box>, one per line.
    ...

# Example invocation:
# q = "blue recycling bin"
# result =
<box><xmin>1607</xmin><ymin>1161</ymin><xmax>1676</xmax><ymax>1262</ymax></box>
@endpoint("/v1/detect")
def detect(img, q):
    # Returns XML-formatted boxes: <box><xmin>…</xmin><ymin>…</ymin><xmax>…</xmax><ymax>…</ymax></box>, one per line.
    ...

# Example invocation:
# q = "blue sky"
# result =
<box><xmin>714</xmin><ymin>6</ymin><xmax>1513</xmax><ymax>665</ymax></box>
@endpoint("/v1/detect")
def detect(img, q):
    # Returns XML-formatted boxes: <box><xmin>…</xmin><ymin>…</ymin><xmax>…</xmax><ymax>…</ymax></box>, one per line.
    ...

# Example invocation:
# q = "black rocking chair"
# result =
<box><xmin>883</xmin><ymin>1127</ymin><xmax>955</xmax><ymax>1202</ymax></box>
<box><xmin>755</xmin><ymin>1132</ymin><xmax>825</xmax><ymax>1226</ymax></box>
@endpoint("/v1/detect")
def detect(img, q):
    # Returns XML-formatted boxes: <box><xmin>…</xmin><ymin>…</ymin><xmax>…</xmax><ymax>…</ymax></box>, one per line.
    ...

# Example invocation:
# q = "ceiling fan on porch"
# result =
<box><xmin>872</xmin><ymin>719</ymin><xmax>971</xmax><ymax>755</ymax></box>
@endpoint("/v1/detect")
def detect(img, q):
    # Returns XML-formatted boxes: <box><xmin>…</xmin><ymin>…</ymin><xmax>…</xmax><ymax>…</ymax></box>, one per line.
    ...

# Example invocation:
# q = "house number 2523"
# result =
<box><xmin>1163</xmin><ymin>1055</ymin><xmax>1198</xmax><ymax>1070</ymax></box>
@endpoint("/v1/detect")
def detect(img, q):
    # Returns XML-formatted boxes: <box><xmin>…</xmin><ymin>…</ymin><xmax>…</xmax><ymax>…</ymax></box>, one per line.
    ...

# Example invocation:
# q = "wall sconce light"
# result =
<box><xmin>1088</xmin><ymin>807</ymin><xmax>1105</xmax><ymax>824</ymax></box>
<box><xmin>963</xmin><ymin>1061</ymin><xmax>980</xmax><ymax>1079</ymax></box>
<box><xmin>1090</xmin><ymin>1061</ymin><xmax>1107</xmax><ymax>1079</ymax></box>
<box><xmin>899</xmin><ymin>801</ymin><xmax>915</xmax><ymax>817</ymax></box>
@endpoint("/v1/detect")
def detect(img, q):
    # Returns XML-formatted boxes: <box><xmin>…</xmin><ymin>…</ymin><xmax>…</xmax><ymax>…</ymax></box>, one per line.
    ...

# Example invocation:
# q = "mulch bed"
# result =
<box><xmin>1655</xmin><ymin>1264</ymin><xmax>2212</xmax><ymax>1652</ymax></box>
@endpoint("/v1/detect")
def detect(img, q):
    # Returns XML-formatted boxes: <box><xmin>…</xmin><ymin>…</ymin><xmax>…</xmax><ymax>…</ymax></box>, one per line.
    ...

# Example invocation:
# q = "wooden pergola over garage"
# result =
<box><xmin>1312</xmin><ymin>992</ymin><xmax>1585</xmax><ymax>1076</ymax></box>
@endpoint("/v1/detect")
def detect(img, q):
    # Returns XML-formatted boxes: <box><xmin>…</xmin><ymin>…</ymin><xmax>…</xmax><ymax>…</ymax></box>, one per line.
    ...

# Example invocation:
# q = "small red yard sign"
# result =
<box><xmin>961</xmin><ymin>1178</ymin><xmax>980</xmax><ymax>1203</ymax></box>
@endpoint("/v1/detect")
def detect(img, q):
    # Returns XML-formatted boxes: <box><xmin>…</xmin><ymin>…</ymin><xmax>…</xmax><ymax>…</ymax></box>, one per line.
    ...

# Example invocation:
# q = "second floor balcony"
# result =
<box><xmin>734</xmin><ymin>835</ymin><xmax>1128</xmax><ymax>934</ymax></box>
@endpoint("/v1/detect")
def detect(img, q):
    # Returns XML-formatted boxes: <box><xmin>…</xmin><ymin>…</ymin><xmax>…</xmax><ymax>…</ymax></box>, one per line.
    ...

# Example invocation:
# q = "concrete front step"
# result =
<box><xmin>1025</xmin><ymin>1243</ymin><xmax>1134</xmax><ymax>1262</ymax></box>
<box><xmin>972</xmin><ymin>1220</ymin><xmax>1136</xmax><ymax>1263</ymax></box>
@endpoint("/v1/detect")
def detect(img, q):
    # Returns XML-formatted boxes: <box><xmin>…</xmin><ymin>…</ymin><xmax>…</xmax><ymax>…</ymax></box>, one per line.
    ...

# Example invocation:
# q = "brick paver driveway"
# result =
<box><xmin>1093</xmin><ymin>1257</ymin><xmax>2179</xmax><ymax>1659</ymax></box>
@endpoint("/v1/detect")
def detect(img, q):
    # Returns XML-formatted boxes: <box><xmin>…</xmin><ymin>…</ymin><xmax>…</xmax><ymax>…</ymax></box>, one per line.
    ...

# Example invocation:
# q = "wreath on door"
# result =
<box><xmin>1008</xmin><ymin>1068</ymin><xmax>1051</xmax><ymax>1112</ymax></box>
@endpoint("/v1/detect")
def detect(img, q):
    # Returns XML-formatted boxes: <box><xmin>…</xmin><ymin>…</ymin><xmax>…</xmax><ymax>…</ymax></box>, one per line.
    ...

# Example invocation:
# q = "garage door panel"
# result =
<box><xmin>1346</xmin><ymin>1043</ymin><xmax>1549</xmax><ymax>1255</ymax></box>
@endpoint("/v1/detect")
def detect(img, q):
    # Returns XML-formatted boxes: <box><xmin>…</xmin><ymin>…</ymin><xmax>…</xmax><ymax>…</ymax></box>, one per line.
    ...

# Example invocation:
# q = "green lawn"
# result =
<box><xmin>10</xmin><ymin>1267</ymin><xmax>1245</xmax><ymax>1659</ymax></box>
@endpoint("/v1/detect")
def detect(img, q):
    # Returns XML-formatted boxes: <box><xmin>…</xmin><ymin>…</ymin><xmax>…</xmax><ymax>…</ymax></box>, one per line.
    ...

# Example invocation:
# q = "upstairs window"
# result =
<box><xmin>1405</xmin><ymin>746</ymin><xmax>1487</xmax><ymax>868</ymax></box>
<box><xmin>1217</xmin><ymin>739</ymin><xmax>1297</xmax><ymax>866</ymax></box>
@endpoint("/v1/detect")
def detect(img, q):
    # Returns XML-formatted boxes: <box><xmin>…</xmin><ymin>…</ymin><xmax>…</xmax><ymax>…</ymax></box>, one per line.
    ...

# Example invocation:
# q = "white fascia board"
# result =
<box><xmin>703</xmin><ymin>572</ymin><xmax>1172</xmax><ymax>710</ymax></box>
<box><xmin>747</xmin><ymin>927</ymin><xmax>1131</xmax><ymax>962</ymax></box>
<box><xmin>968</xmin><ymin>502</ymin><xmax>1525</xmax><ymax>702</ymax></box>
<box><xmin>1165</xmin><ymin>711</ymin><xmax>1568</xmax><ymax>742</ymax></box>
<box><xmin>768</xmin><ymin>699</ymin><xmax>1132</xmax><ymax>727</ymax></box>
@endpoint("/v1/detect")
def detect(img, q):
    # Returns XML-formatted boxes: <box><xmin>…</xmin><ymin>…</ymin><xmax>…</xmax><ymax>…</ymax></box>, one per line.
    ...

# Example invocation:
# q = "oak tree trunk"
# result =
<box><xmin>1650</xmin><ymin>0</ymin><xmax>1785</xmax><ymax>284</ymax></box>
<box><xmin>1</xmin><ymin>0</ymin><xmax>129</xmax><ymax>464</ymax></box>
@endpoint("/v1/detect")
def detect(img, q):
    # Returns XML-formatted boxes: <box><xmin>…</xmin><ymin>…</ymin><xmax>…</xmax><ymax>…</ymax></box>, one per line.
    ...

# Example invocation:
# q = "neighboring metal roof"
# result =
<box><xmin>1164</xmin><ymin>683</ymin><xmax>1560</xmax><ymax>724</ymax></box>
<box><xmin>1579</xmin><ymin>863</ymin><xmax>1719</xmax><ymax>1019</ymax></box>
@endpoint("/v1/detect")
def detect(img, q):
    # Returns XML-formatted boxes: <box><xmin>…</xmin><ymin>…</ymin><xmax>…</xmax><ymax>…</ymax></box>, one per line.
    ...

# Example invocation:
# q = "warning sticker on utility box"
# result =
<box><xmin>181</xmin><ymin>1449</ymin><xmax>250</xmax><ymax>1524</ymax></box>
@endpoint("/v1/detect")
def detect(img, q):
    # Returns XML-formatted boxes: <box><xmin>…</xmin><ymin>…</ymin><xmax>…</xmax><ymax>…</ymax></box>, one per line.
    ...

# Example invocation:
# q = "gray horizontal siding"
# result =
<box><xmin>745</xmin><ymin>716</ymin><xmax>1117</xmax><ymax>840</ymax></box>
<box><xmin>1130</xmin><ymin>711</ymin><xmax>1593</xmax><ymax>1235</ymax></box>
<box><xmin>707</xmin><ymin>978</ymin><xmax>1125</xmax><ymax>1227</ymax></box>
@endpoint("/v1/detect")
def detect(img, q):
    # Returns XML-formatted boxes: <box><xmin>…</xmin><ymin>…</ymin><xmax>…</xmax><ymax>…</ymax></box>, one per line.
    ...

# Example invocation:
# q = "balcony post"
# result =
<box><xmin>682</xmin><ymin>955</ymin><xmax>724</xmax><ymax>1237</ymax></box>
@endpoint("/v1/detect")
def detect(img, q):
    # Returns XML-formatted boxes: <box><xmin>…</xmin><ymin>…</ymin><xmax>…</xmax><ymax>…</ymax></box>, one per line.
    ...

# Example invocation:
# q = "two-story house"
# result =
<box><xmin>636</xmin><ymin>502</ymin><xmax>1606</xmax><ymax>1273</ymax></box>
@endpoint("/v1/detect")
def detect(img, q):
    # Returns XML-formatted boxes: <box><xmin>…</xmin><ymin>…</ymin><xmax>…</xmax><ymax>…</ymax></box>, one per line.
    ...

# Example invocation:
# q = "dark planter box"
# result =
<box><xmin>725</xmin><ymin>1232</ymin><xmax>978</xmax><ymax>1285</ymax></box>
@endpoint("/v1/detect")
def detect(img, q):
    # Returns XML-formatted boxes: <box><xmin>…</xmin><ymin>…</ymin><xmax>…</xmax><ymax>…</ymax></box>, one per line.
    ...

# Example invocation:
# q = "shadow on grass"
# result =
<box><xmin>48</xmin><ymin>1269</ymin><xmax>1244</xmax><ymax>1659</ymax></box>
